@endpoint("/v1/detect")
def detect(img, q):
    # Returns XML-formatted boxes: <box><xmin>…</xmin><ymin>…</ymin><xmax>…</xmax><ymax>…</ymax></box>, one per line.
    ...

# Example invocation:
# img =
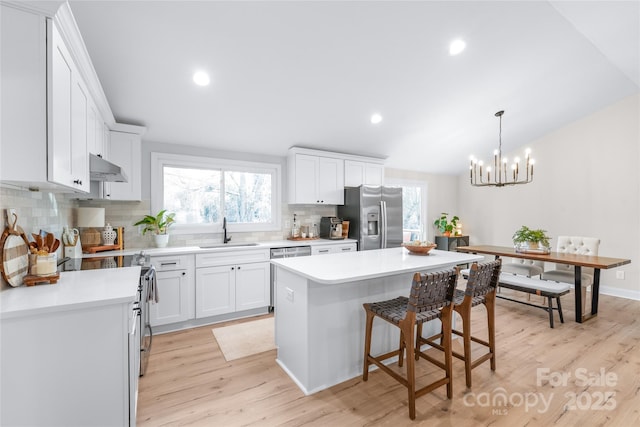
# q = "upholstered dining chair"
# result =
<box><xmin>501</xmin><ymin>258</ymin><xmax>544</xmax><ymax>277</ymax></box>
<box><xmin>418</xmin><ymin>260</ymin><xmax>502</xmax><ymax>389</ymax></box>
<box><xmin>541</xmin><ymin>236</ymin><xmax>600</xmax><ymax>315</ymax></box>
<box><xmin>362</xmin><ymin>268</ymin><xmax>458</xmax><ymax>420</ymax></box>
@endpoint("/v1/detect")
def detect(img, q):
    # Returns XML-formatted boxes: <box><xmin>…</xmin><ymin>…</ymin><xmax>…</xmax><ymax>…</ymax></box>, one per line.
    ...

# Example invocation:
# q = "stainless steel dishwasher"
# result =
<box><xmin>270</xmin><ymin>246</ymin><xmax>312</xmax><ymax>311</ymax></box>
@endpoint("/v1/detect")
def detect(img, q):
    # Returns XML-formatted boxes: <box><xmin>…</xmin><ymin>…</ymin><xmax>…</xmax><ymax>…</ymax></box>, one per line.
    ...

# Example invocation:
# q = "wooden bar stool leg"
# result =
<box><xmin>402</xmin><ymin>320</ymin><xmax>417</xmax><ymax>420</ymax></box>
<box><xmin>414</xmin><ymin>323</ymin><xmax>423</xmax><ymax>361</ymax></box>
<box><xmin>459</xmin><ymin>304</ymin><xmax>473</xmax><ymax>388</ymax></box>
<box><xmin>547</xmin><ymin>296</ymin><xmax>554</xmax><ymax>328</ymax></box>
<box><xmin>486</xmin><ymin>296</ymin><xmax>496</xmax><ymax>371</ymax></box>
<box><xmin>398</xmin><ymin>330</ymin><xmax>405</xmax><ymax>367</ymax></box>
<box><xmin>442</xmin><ymin>308</ymin><xmax>453</xmax><ymax>398</ymax></box>
<box><xmin>363</xmin><ymin>309</ymin><xmax>375</xmax><ymax>381</ymax></box>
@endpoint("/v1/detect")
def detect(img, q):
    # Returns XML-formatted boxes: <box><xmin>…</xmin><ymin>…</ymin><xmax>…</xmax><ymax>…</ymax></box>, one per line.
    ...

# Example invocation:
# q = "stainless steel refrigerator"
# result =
<box><xmin>338</xmin><ymin>185</ymin><xmax>403</xmax><ymax>251</ymax></box>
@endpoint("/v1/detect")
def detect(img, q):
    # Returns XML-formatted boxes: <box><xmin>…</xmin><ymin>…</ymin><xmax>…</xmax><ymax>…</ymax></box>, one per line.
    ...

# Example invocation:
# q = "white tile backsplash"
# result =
<box><xmin>1</xmin><ymin>186</ymin><xmax>339</xmax><ymax>251</ymax></box>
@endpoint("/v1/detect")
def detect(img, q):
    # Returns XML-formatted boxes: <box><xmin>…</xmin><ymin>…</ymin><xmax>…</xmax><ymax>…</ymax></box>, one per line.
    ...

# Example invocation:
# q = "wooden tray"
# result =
<box><xmin>287</xmin><ymin>237</ymin><xmax>320</xmax><ymax>241</ymax></box>
<box><xmin>23</xmin><ymin>272</ymin><xmax>60</xmax><ymax>286</ymax></box>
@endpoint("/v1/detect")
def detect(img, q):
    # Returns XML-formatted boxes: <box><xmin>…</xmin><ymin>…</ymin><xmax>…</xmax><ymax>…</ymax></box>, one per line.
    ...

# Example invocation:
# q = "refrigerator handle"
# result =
<box><xmin>380</xmin><ymin>200</ymin><xmax>387</xmax><ymax>249</ymax></box>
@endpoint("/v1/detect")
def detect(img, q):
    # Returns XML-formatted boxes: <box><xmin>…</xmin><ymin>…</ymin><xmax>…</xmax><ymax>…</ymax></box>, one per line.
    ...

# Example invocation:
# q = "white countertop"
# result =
<box><xmin>82</xmin><ymin>238</ymin><xmax>357</xmax><ymax>258</ymax></box>
<box><xmin>271</xmin><ymin>247</ymin><xmax>484</xmax><ymax>284</ymax></box>
<box><xmin>0</xmin><ymin>267</ymin><xmax>141</xmax><ymax>319</ymax></box>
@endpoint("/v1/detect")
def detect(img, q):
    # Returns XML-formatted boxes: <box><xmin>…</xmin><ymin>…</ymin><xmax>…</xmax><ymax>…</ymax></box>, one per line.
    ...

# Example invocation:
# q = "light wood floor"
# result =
<box><xmin>137</xmin><ymin>288</ymin><xmax>640</xmax><ymax>426</ymax></box>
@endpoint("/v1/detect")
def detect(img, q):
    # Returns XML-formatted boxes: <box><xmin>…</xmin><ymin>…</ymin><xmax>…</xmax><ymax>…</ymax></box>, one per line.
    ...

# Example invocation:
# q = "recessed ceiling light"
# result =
<box><xmin>193</xmin><ymin>71</ymin><xmax>210</xmax><ymax>86</ymax></box>
<box><xmin>449</xmin><ymin>39</ymin><xmax>466</xmax><ymax>56</ymax></box>
<box><xmin>370</xmin><ymin>113</ymin><xmax>383</xmax><ymax>124</ymax></box>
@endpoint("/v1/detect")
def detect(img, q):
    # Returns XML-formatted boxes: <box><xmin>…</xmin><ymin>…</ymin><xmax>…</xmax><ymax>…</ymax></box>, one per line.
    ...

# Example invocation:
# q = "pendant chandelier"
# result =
<box><xmin>469</xmin><ymin>110</ymin><xmax>534</xmax><ymax>187</ymax></box>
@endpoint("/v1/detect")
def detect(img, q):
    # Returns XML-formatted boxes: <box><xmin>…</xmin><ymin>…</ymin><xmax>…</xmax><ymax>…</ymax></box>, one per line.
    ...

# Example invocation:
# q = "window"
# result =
<box><xmin>386</xmin><ymin>179</ymin><xmax>428</xmax><ymax>243</ymax></box>
<box><xmin>151</xmin><ymin>153</ymin><xmax>281</xmax><ymax>233</ymax></box>
<box><xmin>402</xmin><ymin>186</ymin><xmax>423</xmax><ymax>241</ymax></box>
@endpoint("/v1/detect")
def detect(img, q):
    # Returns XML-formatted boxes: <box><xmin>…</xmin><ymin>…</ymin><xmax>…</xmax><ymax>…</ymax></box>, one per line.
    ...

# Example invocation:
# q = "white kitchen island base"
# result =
<box><xmin>272</xmin><ymin>247</ymin><xmax>483</xmax><ymax>395</ymax></box>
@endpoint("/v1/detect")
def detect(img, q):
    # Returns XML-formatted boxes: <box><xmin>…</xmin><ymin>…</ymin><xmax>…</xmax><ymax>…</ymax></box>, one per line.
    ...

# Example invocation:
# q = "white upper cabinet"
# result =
<box><xmin>107</xmin><ymin>130</ymin><xmax>142</xmax><ymax>201</ymax></box>
<box><xmin>0</xmin><ymin>5</ymin><xmax>49</xmax><ymax>188</ymax></box>
<box><xmin>0</xmin><ymin>3</ymin><xmax>143</xmax><ymax>194</ymax></box>
<box><xmin>48</xmin><ymin>20</ymin><xmax>91</xmax><ymax>192</ymax></box>
<box><xmin>287</xmin><ymin>147</ymin><xmax>385</xmax><ymax>204</ymax></box>
<box><xmin>288</xmin><ymin>148</ymin><xmax>344</xmax><ymax>205</ymax></box>
<box><xmin>87</xmin><ymin>100</ymin><xmax>108</xmax><ymax>159</ymax></box>
<box><xmin>344</xmin><ymin>160</ymin><xmax>384</xmax><ymax>187</ymax></box>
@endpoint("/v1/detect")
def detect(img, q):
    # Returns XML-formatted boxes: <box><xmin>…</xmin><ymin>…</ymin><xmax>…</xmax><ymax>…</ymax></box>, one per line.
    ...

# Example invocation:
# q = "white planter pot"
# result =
<box><xmin>154</xmin><ymin>234</ymin><xmax>169</xmax><ymax>248</ymax></box>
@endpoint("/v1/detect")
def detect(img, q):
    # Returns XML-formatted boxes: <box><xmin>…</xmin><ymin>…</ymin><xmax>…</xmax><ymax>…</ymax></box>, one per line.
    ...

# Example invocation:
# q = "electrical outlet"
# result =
<box><xmin>284</xmin><ymin>220</ymin><xmax>290</xmax><ymax>229</ymax></box>
<box><xmin>286</xmin><ymin>287</ymin><xmax>294</xmax><ymax>302</ymax></box>
<box><xmin>616</xmin><ymin>271</ymin><xmax>625</xmax><ymax>280</ymax></box>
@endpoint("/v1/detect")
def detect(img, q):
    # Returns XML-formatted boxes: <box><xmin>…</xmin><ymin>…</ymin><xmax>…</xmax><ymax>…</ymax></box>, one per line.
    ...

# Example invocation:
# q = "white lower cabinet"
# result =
<box><xmin>195</xmin><ymin>265</ymin><xmax>236</xmax><ymax>317</ymax></box>
<box><xmin>312</xmin><ymin>242</ymin><xmax>358</xmax><ymax>255</ymax></box>
<box><xmin>196</xmin><ymin>262</ymin><xmax>270</xmax><ymax>318</ymax></box>
<box><xmin>195</xmin><ymin>249</ymin><xmax>270</xmax><ymax>319</ymax></box>
<box><xmin>149</xmin><ymin>255</ymin><xmax>195</xmax><ymax>327</ymax></box>
<box><xmin>236</xmin><ymin>262</ymin><xmax>271</xmax><ymax>311</ymax></box>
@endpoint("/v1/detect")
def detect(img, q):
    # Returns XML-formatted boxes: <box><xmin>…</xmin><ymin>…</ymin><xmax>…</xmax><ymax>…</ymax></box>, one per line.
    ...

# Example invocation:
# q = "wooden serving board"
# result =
<box><xmin>83</xmin><ymin>244</ymin><xmax>121</xmax><ymax>254</ymax></box>
<box><xmin>287</xmin><ymin>237</ymin><xmax>320</xmax><ymax>241</ymax></box>
<box><xmin>0</xmin><ymin>214</ymin><xmax>30</xmax><ymax>287</ymax></box>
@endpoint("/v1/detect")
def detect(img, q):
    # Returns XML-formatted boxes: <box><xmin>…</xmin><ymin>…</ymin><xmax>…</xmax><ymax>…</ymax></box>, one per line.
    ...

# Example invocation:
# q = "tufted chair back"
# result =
<box><xmin>554</xmin><ymin>236</ymin><xmax>600</xmax><ymax>275</ymax></box>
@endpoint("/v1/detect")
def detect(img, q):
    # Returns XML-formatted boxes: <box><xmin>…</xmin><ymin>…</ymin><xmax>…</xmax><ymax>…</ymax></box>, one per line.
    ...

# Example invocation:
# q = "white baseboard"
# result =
<box><xmin>599</xmin><ymin>285</ymin><xmax>640</xmax><ymax>301</ymax></box>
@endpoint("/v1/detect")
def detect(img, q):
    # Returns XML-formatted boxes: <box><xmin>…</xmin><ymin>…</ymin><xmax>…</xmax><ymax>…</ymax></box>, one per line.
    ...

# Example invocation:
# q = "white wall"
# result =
<box><xmin>457</xmin><ymin>94</ymin><xmax>639</xmax><ymax>298</ymax></box>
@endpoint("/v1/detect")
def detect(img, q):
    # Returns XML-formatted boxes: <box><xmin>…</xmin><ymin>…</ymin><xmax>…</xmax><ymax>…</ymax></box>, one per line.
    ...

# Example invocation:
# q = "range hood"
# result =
<box><xmin>89</xmin><ymin>154</ymin><xmax>128</xmax><ymax>182</ymax></box>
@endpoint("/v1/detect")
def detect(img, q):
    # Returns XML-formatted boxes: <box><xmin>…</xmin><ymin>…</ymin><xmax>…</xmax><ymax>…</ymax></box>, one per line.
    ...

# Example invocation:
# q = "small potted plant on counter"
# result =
<box><xmin>134</xmin><ymin>209</ymin><xmax>176</xmax><ymax>248</ymax></box>
<box><xmin>433</xmin><ymin>212</ymin><xmax>460</xmax><ymax>237</ymax></box>
<box><xmin>512</xmin><ymin>225</ymin><xmax>551</xmax><ymax>252</ymax></box>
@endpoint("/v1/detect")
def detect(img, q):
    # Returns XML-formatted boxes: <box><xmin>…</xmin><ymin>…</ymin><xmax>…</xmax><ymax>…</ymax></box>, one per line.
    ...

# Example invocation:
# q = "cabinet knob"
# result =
<box><xmin>231</xmin><ymin>267</ymin><xmax>235</xmax><ymax>270</ymax></box>
<box><xmin>237</xmin><ymin>266</ymin><xmax>241</xmax><ymax>270</ymax></box>
<box><xmin>97</xmin><ymin>154</ymin><xmax>102</xmax><ymax>158</ymax></box>
<box><xmin>182</xmin><ymin>272</ymin><xmax>186</xmax><ymax>276</ymax></box>
<box><xmin>73</xmin><ymin>179</ymin><xmax>82</xmax><ymax>185</ymax></box>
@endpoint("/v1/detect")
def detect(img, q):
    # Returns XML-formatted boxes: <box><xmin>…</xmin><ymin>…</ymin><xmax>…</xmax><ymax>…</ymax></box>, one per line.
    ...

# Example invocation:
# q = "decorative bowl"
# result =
<box><xmin>402</xmin><ymin>243</ymin><xmax>437</xmax><ymax>255</ymax></box>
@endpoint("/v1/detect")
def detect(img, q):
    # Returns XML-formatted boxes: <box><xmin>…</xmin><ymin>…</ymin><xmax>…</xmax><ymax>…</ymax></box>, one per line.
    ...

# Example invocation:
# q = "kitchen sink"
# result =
<box><xmin>200</xmin><ymin>242</ymin><xmax>260</xmax><ymax>249</ymax></box>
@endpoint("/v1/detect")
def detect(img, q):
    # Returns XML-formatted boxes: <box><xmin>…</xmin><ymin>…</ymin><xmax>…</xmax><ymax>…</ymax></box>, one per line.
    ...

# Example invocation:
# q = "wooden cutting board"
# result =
<box><xmin>0</xmin><ymin>215</ymin><xmax>30</xmax><ymax>287</ymax></box>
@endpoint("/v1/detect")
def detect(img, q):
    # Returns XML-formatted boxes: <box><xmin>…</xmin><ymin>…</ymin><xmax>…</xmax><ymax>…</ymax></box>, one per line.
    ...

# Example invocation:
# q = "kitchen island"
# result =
<box><xmin>271</xmin><ymin>247</ymin><xmax>483</xmax><ymax>395</ymax></box>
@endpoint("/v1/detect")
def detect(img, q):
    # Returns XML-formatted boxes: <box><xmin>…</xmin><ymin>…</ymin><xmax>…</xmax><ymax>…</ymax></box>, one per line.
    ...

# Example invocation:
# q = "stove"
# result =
<box><xmin>58</xmin><ymin>252</ymin><xmax>151</xmax><ymax>272</ymax></box>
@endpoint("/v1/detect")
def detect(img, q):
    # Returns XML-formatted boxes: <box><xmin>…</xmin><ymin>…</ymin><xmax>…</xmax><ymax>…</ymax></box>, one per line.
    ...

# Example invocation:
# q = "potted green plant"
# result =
<box><xmin>134</xmin><ymin>209</ymin><xmax>176</xmax><ymax>248</ymax></box>
<box><xmin>433</xmin><ymin>213</ymin><xmax>460</xmax><ymax>237</ymax></box>
<box><xmin>512</xmin><ymin>225</ymin><xmax>550</xmax><ymax>251</ymax></box>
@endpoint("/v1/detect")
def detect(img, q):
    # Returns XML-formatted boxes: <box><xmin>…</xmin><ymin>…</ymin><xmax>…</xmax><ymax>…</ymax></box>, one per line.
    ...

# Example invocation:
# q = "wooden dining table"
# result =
<box><xmin>456</xmin><ymin>245</ymin><xmax>631</xmax><ymax>323</ymax></box>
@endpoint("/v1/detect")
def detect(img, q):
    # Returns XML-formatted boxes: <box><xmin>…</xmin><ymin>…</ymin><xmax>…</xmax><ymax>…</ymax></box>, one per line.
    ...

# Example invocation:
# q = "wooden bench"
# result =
<box><xmin>461</xmin><ymin>269</ymin><xmax>570</xmax><ymax>328</ymax></box>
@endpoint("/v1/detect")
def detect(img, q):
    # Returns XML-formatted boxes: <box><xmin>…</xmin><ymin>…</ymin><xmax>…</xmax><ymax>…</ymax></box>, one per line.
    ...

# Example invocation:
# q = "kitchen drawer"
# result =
<box><xmin>312</xmin><ymin>243</ymin><xmax>357</xmax><ymax>255</ymax></box>
<box><xmin>196</xmin><ymin>248</ymin><xmax>270</xmax><ymax>268</ymax></box>
<box><xmin>151</xmin><ymin>254</ymin><xmax>194</xmax><ymax>272</ymax></box>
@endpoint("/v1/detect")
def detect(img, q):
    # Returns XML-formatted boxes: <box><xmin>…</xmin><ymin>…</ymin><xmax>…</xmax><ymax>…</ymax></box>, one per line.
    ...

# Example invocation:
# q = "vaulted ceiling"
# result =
<box><xmin>68</xmin><ymin>1</ymin><xmax>639</xmax><ymax>174</ymax></box>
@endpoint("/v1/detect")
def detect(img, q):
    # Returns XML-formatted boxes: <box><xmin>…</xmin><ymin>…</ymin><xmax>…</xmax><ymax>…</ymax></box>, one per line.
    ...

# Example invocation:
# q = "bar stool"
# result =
<box><xmin>417</xmin><ymin>259</ymin><xmax>501</xmax><ymax>389</ymax></box>
<box><xmin>362</xmin><ymin>268</ymin><xmax>458</xmax><ymax>420</ymax></box>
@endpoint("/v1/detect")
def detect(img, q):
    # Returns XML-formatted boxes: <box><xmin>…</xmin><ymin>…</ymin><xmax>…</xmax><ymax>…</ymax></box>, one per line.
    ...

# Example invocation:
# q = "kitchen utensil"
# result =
<box><xmin>45</xmin><ymin>233</ymin><xmax>54</xmax><ymax>251</ymax></box>
<box><xmin>51</xmin><ymin>239</ymin><xmax>60</xmax><ymax>253</ymax></box>
<box><xmin>1</xmin><ymin>214</ymin><xmax>30</xmax><ymax>286</ymax></box>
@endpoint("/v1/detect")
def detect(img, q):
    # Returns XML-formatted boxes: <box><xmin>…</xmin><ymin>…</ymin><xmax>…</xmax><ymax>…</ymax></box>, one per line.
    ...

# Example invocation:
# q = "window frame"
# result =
<box><xmin>151</xmin><ymin>152</ymin><xmax>281</xmax><ymax>234</ymax></box>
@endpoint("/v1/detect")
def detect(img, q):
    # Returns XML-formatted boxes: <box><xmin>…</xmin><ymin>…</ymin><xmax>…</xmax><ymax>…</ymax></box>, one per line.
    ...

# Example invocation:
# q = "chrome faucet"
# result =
<box><xmin>223</xmin><ymin>217</ymin><xmax>232</xmax><ymax>243</ymax></box>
